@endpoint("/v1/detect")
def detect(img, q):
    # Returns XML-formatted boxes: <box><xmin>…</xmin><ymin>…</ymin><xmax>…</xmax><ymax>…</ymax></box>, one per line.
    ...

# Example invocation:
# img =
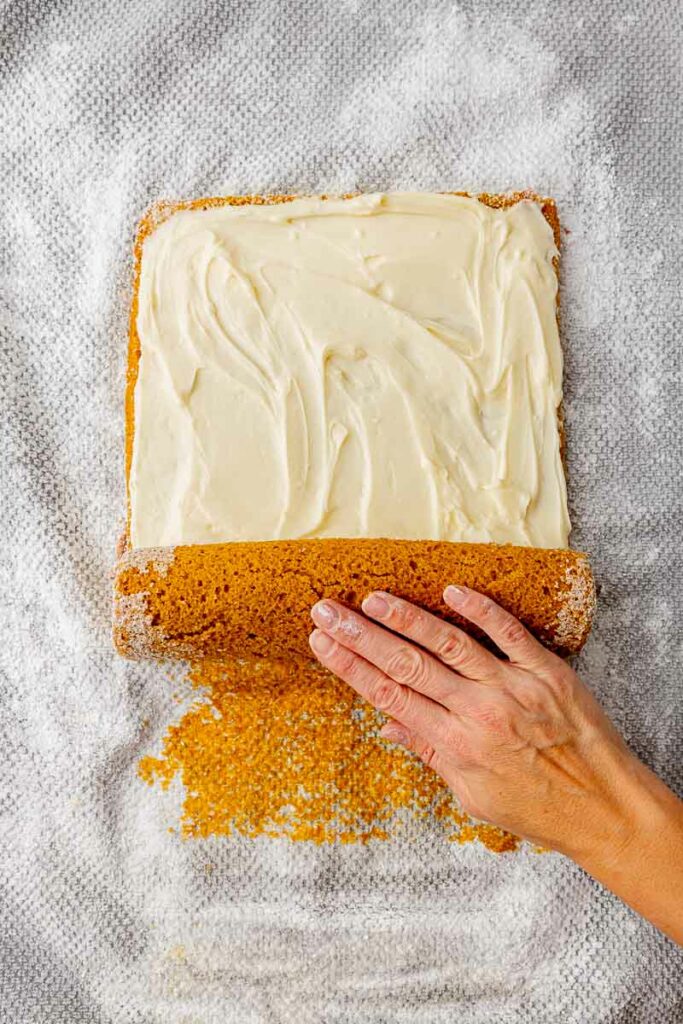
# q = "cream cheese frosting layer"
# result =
<box><xmin>130</xmin><ymin>193</ymin><xmax>570</xmax><ymax>549</ymax></box>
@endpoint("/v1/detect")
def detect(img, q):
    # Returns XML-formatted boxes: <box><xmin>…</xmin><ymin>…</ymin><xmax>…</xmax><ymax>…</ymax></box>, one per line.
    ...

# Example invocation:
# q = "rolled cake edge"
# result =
<box><xmin>112</xmin><ymin>539</ymin><xmax>595</xmax><ymax>662</ymax></box>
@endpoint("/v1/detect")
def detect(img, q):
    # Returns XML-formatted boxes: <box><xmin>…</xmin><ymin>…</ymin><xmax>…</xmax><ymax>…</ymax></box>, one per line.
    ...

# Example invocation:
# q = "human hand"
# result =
<box><xmin>308</xmin><ymin>587</ymin><xmax>678</xmax><ymax>866</ymax></box>
<box><xmin>309</xmin><ymin>585</ymin><xmax>683</xmax><ymax>942</ymax></box>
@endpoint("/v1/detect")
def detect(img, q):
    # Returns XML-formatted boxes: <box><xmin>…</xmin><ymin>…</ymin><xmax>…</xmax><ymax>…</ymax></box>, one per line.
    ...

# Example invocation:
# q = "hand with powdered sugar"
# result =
<box><xmin>309</xmin><ymin>587</ymin><xmax>683</xmax><ymax>945</ymax></box>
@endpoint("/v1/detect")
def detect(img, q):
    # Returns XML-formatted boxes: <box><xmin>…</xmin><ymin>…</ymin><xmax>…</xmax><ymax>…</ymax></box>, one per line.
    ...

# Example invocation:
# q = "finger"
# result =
<box><xmin>361</xmin><ymin>591</ymin><xmax>502</xmax><ymax>681</ymax></box>
<box><xmin>380</xmin><ymin>720</ymin><xmax>441</xmax><ymax>773</ymax></box>
<box><xmin>310</xmin><ymin>599</ymin><xmax>462</xmax><ymax>708</ymax></box>
<box><xmin>309</xmin><ymin>629</ymin><xmax>450</xmax><ymax>742</ymax></box>
<box><xmin>443</xmin><ymin>586</ymin><xmax>554</xmax><ymax>670</ymax></box>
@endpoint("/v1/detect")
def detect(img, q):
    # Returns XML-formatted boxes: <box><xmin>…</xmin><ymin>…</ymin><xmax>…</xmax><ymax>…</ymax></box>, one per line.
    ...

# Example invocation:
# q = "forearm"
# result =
<box><xmin>571</xmin><ymin>759</ymin><xmax>683</xmax><ymax>944</ymax></box>
<box><xmin>308</xmin><ymin>587</ymin><xmax>683</xmax><ymax>944</ymax></box>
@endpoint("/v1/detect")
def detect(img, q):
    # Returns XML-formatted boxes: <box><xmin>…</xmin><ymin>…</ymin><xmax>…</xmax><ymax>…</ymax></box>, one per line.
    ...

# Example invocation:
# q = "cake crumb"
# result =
<box><xmin>139</xmin><ymin>657</ymin><xmax>519</xmax><ymax>851</ymax></box>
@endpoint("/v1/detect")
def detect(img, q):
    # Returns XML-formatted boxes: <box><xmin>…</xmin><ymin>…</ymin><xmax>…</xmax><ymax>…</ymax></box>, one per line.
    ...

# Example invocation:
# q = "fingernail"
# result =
<box><xmin>444</xmin><ymin>585</ymin><xmax>467</xmax><ymax>606</ymax></box>
<box><xmin>310</xmin><ymin>629</ymin><xmax>336</xmax><ymax>655</ymax></box>
<box><xmin>362</xmin><ymin>592</ymin><xmax>390</xmax><ymax>619</ymax></box>
<box><xmin>311</xmin><ymin>601</ymin><xmax>339</xmax><ymax>629</ymax></box>
<box><xmin>381</xmin><ymin>723</ymin><xmax>409</xmax><ymax>745</ymax></box>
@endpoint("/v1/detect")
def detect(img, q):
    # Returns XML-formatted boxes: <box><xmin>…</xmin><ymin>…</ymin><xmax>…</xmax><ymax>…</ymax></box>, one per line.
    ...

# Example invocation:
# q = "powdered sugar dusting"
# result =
<box><xmin>112</xmin><ymin>591</ymin><xmax>155</xmax><ymax>658</ymax></box>
<box><xmin>3</xmin><ymin>2</ymin><xmax>681</xmax><ymax>1018</ymax></box>
<box><xmin>554</xmin><ymin>557</ymin><xmax>597</xmax><ymax>651</ymax></box>
<box><xmin>122</xmin><ymin>546</ymin><xmax>176</xmax><ymax>578</ymax></box>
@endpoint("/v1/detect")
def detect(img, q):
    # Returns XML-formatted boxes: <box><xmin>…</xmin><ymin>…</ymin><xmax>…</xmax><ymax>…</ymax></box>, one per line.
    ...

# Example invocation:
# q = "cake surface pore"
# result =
<box><xmin>129</xmin><ymin>192</ymin><xmax>569</xmax><ymax>549</ymax></box>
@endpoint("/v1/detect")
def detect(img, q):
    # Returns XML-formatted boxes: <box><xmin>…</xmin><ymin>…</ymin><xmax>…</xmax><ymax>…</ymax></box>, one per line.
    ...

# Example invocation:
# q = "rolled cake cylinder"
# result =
<box><xmin>113</xmin><ymin>539</ymin><xmax>595</xmax><ymax>662</ymax></box>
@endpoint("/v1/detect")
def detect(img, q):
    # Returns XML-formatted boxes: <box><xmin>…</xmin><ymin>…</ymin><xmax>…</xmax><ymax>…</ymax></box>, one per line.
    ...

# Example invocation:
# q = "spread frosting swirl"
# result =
<box><xmin>130</xmin><ymin>193</ymin><xmax>570</xmax><ymax>549</ymax></box>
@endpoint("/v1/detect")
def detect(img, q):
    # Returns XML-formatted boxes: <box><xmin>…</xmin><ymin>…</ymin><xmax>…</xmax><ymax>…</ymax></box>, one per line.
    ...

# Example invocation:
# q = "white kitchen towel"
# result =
<box><xmin>1</xmin><ymin>1</ymin><xmax>682</xmax><ymax>1021</ymax></box>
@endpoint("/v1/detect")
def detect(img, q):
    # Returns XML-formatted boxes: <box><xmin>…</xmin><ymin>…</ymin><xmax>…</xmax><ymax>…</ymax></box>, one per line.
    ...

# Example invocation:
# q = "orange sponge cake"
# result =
<box><xmin>115</xmin><ymin>192</ymin><xmax>594</xmax><ymax>661</ymax></box>
<box><xmin>114</xmin><ymin>539</ymin><xmax>594</xmax><ymax>661</ymax></box>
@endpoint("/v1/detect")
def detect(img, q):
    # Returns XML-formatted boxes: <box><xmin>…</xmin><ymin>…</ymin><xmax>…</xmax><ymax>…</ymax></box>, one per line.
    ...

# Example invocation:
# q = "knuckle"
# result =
<box><xmin>332</xmin><ymin>644</ymin><xmax>358</xmax><ymax>675</ymax></box>
<box><xmin>386</xmin><ymin>644</ymin><xmax>427</xmax><ymax>686</ymax></box>
<box><xmin>472</xmin><ymin>700</ymin><xmax>511</xmax><ymax>736</ymax></box>
<box><xmin>435</xmin><ymin>631</ymin><xmax>466</xmax><ymax>665</ymax></box>
<box><xmin>510</xmin><ymin>678</ymin><xmax>546</xmax><ymax>714</ymax></box>
<box><xmin>372</xmin><ymin>679</ymin><xmax>409</xmax><ymax>716</ymax></box>
<box><xmin>444</xmin><ymin>724</ymin><xmax>474</xmax><ymax>763</ymax></box>
<box><xmin>500</xmin><ymin>618</ymin><xmax>528</xmax><ymax>646</ymax></box>
<box><xmin>476</xmin><ymin>595</ymin><xmax>496</xmax><ymax>620</ymax></box>
<box><xmin>388</xmin><ymin>600</ymin><xmax>420</xmax><ymax>631</ymax></box>
<box><xmin>337</xmin><ymin>612</ymin><xmax>364</xmax><ymax>644</ymax></box>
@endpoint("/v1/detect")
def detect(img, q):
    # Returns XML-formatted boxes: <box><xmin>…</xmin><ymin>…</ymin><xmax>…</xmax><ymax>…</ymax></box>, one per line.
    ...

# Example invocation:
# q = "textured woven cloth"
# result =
<box><xmin>2</xmin><ymin>1</ymin><xmax>682</xmax><ymax>1020</ymax></box>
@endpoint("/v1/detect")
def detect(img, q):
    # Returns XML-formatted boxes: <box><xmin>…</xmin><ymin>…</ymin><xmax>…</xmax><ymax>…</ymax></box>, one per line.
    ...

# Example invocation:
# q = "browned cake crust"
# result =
<box><xmin>113</xmin><ymin>540</ymin><xmax>595</xmax><ymax>662</ymax></box>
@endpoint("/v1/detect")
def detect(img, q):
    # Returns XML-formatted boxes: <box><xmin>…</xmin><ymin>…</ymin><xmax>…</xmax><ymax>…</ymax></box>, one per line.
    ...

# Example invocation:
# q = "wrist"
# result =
<box><xmin>552</xmin><ymin>743</ymin><xmax>670</xmax><ymax>869</ymax></box>
<box><xmin>562</xmin><ymin>750</ymin><xmax>683</xmax><ymax>942</ymax></box>
<box><xmin>576</xmin><ymin>759</ymin><xmax>668</xmax><ymax>867</ymax></box>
